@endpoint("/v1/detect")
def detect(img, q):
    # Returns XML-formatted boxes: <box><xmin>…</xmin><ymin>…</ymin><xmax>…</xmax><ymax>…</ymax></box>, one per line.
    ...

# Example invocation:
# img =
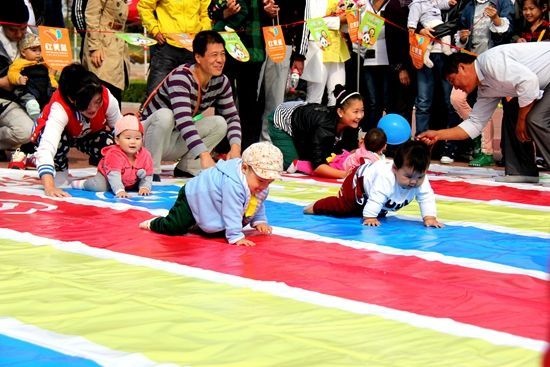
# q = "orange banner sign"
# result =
<box><xmin>38</xmin><ymin>26</ymin><xmax>72</xmax><ymax>71</ymax></box>
<box><xmin>263</xmin><ymin>25</ymin><xmax>286</xmax><ymax>63</ymax></box>
<box><xmin>409</xmin><ymin>32</ymin><xmax>429</xmax><ymax>70</ymax></box>
<box><xmin>346</xmin><ymin>10</ymin><xmax>360</xmax><ymax>44</ymax></box>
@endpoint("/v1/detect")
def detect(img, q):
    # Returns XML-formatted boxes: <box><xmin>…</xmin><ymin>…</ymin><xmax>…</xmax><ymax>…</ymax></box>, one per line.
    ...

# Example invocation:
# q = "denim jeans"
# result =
<box><xmin>414</xmin><ymin>53</ymin><xmax>456</xmax><ymax>135</ymax></box>
<box><xmin>361</xmin><ymin>65</ymin><xmax>390</xmax><ymax>131</ymax></box>
<box><xmin>146</xmin><ymin>43</ymin><xmax>193</xmax><ymax>96</ymax></box>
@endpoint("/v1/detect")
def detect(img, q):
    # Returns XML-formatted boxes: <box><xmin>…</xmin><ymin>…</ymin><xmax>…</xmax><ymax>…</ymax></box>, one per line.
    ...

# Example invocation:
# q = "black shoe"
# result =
<box><xmin>153</xmin><ymin>174</ymin><xmax>161</xmax><ymax>182</ymax></box>
<box><xmin>174</xmin><ymin>167</ymin><xmax>194</xmax><ymax>178</ymax></box>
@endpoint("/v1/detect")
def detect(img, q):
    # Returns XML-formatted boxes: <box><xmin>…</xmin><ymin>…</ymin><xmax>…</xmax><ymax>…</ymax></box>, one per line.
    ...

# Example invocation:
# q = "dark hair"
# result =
<box><xmin>193</xmin><ymin>30</ymin><xmax>226</xmax><ymax>57</ymax></box>
<box><xmin>58</xmin><ymin>63</ymin><xmax>103</xmax><ymax>111</ymax></box>
<box><xmin>0</xmin><ymin>0</ymin><xmax>29</xmax><ymax>24</ymax></box>
<box><xmin>523</xmin><ymin>0</ymin><xmax>549</xmax><ymax>20</ymax></box>
<box><xmin>364</xmin><ymin>128</ymin><xmax>387</xmax><ymax>153</ymax></box>
<box><xmin>333</xmin><ymin>84</ymin><xmax>363</xmax><ymax>109</ymax></box>
<box><xmin>442</xmin><ymin>52</ymin><xmax>477</xmax><ymax>78</ymax></box>
<box><xmin>393</xmin><ymin>140</ymin><xmax>431</xmax><ymax>172</ymax></box>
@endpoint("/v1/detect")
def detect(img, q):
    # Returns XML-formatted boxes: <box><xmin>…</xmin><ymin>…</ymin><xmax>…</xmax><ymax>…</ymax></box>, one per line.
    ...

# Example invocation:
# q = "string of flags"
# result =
<box><xmin>2</xmin><ymin>3</ymin><xmax>458</xmax><ymax>72</ymax></box>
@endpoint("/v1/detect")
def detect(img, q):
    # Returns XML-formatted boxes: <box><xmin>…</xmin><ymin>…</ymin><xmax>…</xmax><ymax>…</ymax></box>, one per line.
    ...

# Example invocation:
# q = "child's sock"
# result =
<box><xmin>71</xmin><ymin>179</ymin><xmax>86</xmax><ymax>190</ymax></box>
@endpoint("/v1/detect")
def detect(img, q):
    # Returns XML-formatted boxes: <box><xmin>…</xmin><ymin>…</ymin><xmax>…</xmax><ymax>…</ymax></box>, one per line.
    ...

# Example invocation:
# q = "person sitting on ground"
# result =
<box><xmin>269</xmin><ymin>84</ymin><xmax>364</xmax><ymax>179</ymax></box>
<box><xmin>0</xmin><ymin>0</ymin><xmax>34</xmax><ymax>157</ymax></box>
<box><xmin>71</xmin><ymin>114</ymin><xmax>153</xmax><ymax>198</ymax></box>
<box><xmin>139</xmin><ymin>142</ymin><xmax>283</xmax><ymax>247</ymax></box>
<box><xmin>418</xmin><ymin>43</ymin><xmax>550</xmax><ymax>184</ymax></box>
<box><xmin>140</xmin><ymin>30</ymin><xmax>242</xmax><ymax>181</ymax></box>
<box><xmin>288</xmin><ymin>127</ymin><xmax>387</xmax><ymax>174</ymax></box>
<box><xmin>33</xmin><ymin>63</ymin><xmax>122</xmax><ymax>197</ymax></box>
<box><xmin>304</xmin><ymin>140</ymin><xmax>444</xmax><ymax>228</ymax></box>
<box><xmin>8</xmin><ymin>33</ymin><xmax>57</xmax><ymax>121</ymax></box>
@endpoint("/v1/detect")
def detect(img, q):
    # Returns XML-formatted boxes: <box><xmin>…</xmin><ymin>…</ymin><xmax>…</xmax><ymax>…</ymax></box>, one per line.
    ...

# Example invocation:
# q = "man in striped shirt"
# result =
<box><xmin>141</xmin><ymin>30</ymin><xmax>242</xmax><ymax>180</ymax></box>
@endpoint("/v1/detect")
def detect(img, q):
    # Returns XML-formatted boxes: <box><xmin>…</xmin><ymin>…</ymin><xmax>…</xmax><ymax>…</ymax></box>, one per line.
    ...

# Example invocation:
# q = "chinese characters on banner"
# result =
<box><xmin>409</xmin><ymin>32</ymin><xmax>429</xmax><ymax>69</ymax></box>
<box><xmin>346</xmin><ymin>10</ymin><xmax>360</xmax><ymax>43</ymax></box>
<box><xmin>262</xmin><ymin>25</ymin><xmax>286</xmax><ymax>63</ymax></box>
<box><xmin>37</xmin><ymin>26</ymin><xmax>72</xmax><ymax>71</ymax></box>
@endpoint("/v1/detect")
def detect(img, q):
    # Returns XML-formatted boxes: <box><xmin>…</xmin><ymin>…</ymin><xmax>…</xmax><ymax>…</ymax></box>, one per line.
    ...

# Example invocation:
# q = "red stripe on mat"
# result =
<box><xmin>1</xmin><ymin>192</ymin><xmax>547</xmax><ymax>341</ymax></box>
<box><xmin>283</xmin><ymin>174</ymin><xmax>550</xmax><ymax>206</ymax></box>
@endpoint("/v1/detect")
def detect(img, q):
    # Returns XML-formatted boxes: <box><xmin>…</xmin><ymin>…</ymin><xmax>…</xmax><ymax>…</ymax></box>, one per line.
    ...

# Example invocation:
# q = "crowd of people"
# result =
<box><xmin>0</xmin><ymin>0</ymin><xmax>548</xmax><ymax>239</ymax></box>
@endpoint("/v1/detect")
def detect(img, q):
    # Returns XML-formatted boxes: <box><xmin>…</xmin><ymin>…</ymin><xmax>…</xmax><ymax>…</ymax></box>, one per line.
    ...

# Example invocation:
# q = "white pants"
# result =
<box><xmin>305</xmin><ymin>62</ymin><xmax>346</xmax><ymax>106</ymax></box>
<box><xmin>0</xmin><ymin>99</ymin><xmax>33</xmax><ymax>150</ymax></box>
<box><xmin>143</xmin><ymin>108</ymin><xmax>227</xmax><ymax>175</ymax></box>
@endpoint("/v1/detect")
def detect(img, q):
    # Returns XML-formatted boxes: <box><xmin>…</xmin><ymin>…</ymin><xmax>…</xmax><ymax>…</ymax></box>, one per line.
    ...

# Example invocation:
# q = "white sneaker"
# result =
<box><xmin>440</xmin><ymin>155</ymin><xmax>454</xmax><ymax>164</ymax></box>
<box><xmin>286</xmin><ymin>160</ymin><xmax>298</xmax><ymax>174</ymax></box>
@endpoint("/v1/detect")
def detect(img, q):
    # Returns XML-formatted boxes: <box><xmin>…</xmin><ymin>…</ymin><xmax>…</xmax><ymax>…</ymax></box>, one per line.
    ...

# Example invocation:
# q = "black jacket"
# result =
<box><xmin>291</xmin><ymin>103</ymin><xmax>358</xmax><ymax>169</ymax></box>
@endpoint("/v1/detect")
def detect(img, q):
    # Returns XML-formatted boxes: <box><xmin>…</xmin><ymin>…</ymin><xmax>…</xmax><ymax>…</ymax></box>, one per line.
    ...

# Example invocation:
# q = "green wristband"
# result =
<box><xmin>192</xmin><ymin>113</ymin><xmax>203</xmax><ymax>122</ymax></box>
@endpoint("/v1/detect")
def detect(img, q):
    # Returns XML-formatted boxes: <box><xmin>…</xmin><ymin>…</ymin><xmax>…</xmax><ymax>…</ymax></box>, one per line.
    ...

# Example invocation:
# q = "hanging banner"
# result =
<box><xmin>358</xmin><ymin>12</ymin><xmax>384</xmax><ymax>47</ymax></box>
<box><xmin>115</xmin><ymin>33</ymin><xmax>157</xmax><ymax>47</ymax></box>
<box><xmin>306</xmin><ymin>18</ymin><xmax>331</xmax><ymax>49</ymax></box>
<box><xmin>262</xmin><ymin>25</ymin><xmax>286</xmax><ymax>63</ymax></box>
<box><xmin>38</xmin><ymin>26</ymin><xmax>72</xmax><ymax>71</ymax></box>
<box><xmin>346</xmin><ymin>10</ymin><xmax>360</xmax><ymax>43</ymax></box>
<box><xmin>220</xmin><ymin>32</ymin><xmax>250</xmax><ymax>62</ymax></box>
<box><xmin>338</xmin><ymin>0</ymin><xmax>361</xmax><ymax>11</ymax></box>
<box><xmin>168</xmin><ymin>33</ymin><xmax>194</xmax><ymax>51</ymax></box>
<box><xmin>409</xmin><ymin>32</ymin><xmax>429</xmax><ymax>69</ymax></box>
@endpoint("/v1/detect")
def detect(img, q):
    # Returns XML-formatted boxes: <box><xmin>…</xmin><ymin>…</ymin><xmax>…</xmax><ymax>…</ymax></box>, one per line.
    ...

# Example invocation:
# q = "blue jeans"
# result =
<box><xmin>146</xmin><ymin>43</ymin><xmax>193</xmax><ymax>96</ymax></box>
<box><xmin>414</xmin><ymin>53</ymin><xmax>456</xmax><ymax>135</ymax></box>
<box><xmin>361</xmin><ymin>65</ymin><xmax>390</xmax><ymax>131</ymax></box>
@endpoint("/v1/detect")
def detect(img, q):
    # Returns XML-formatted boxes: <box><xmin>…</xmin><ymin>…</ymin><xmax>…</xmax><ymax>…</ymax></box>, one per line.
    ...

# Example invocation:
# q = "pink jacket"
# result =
<box><xmin>343</xmin><ymin>145</ymin><xmax>382</xmax><ymax>171</ymax></box>
<box><xmin>98</xmin><ymin>145</ymin><xmax>153</xmax><ymax>189</ymax></box>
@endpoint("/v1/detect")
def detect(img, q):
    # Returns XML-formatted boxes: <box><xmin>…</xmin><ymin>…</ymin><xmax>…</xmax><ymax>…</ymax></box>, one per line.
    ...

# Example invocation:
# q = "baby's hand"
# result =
<box><xmin>138</xmin><ymin>187</ymin><xmax>151</xmax><ymax>196</ymax></box>
<box><xmin>255</xmin><ymin>223</ymin><xmax>273</xmax><ymax>234</ymax></box>
<box><xmin>448</xmin><ymin>0</ymin><xmax>457</xmax><ymax>6</ymax></box>
<box><xmin>423</xmin><ymin>216</ymin><xmax>444</xmax><ymax>228</ymax></box>
<box><xmin>363</xmin><ymin>217</ymin><xmax>380</xmax><ymax>226</ymax></box>
<box><xmin>234</xmin><ymin>238</ymin><xmax>256</xmax><ymax>246</ymax></box>
<box><xmin>18</xmin><ymin>75</ymin><xmax>28</xmax><ymax>85</ymax></box>
<box><xmin>116</xmin><ymin>191</ymin><xmax>130</xmax><ymax>198</ymax></box>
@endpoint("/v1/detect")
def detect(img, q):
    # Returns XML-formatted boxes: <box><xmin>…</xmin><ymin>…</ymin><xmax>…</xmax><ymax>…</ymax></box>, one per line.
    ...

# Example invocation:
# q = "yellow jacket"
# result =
<box><xmin>8</xmin><ymin>58</ymin><xmax>58</xmax><ymax>88</ymax></box>
<box><xmin>137</xmin><ymin>0</ymin><xmax>211</xmax><ymax>48</ymax></box>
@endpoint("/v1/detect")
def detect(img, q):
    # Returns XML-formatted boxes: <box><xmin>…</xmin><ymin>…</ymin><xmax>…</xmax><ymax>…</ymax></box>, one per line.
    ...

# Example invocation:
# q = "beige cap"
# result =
<box><xmin>18</xmin><ymin>33</ymin><xmax>41</xmax><ymax>51</ymax></box>
<box><xmin>242</xmin><ymin>142</ymin><xmax>283</xmax><ymax>180</ymax></box>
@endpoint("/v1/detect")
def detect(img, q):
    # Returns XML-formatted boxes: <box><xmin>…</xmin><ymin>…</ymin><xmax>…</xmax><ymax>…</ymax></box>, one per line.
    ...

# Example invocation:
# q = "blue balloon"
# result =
<box><xmin>377</xmin><ymin>114</ymin><xmax>411</xmax><ymax>145</ymax></box>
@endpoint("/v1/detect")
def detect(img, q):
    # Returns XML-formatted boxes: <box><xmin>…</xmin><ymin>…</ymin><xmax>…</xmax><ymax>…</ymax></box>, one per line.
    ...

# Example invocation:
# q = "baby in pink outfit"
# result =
<box><xmin>289</xmin><ymin>128</ymin><xmax>387</xmax><ymax>175</ymax></box>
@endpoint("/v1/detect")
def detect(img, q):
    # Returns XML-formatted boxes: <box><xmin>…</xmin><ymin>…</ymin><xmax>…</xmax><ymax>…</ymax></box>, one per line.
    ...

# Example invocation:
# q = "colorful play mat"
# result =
<box><xmin>1</xmin><ymin>164</ymin><xmax>548</xmax><ymax>366</ymax></box>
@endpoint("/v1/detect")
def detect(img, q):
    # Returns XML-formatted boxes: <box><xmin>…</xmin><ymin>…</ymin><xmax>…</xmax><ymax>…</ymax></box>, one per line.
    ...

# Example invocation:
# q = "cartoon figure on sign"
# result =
<box><xmin>361</xmin><ymin>26</ymin><xmax>371</xmax><ymax>45</ymax></box>
<box><xmin>232</xmin><ymin>43</ymin><xmax>247</xmax><ymax>61</ymax></box>
<box><xmin>319</xmin><ymin>30</ymin><xmax>331</xmax><ymax>49</ymax></box>
<box><xmin>368</xmin><ymin>28</ymin><xmax>376</xmax><ymax>45</ymax></box>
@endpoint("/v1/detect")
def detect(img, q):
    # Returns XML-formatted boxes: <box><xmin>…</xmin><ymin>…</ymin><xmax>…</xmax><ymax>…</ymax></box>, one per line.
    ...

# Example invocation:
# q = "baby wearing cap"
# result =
<box><xmin>71</xmin><ymin>114</ymin><xmax>154</xmax><ymax>198</ymax></box>
<box><xmin>140</xmin><ymin>142</ymin><xmax>284</xmax><ymax>246</ymax></box>
<box><xmin>7</xmin><ymin>33</ymin><xmax>58</xmax><ymax>120</ymax></box>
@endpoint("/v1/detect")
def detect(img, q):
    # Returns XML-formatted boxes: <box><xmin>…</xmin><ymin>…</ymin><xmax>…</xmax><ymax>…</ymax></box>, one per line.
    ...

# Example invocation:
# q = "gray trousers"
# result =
<box><xmin>0</xmin><ymin>99</ymin><xmax>33</xmax><ymax>150</ymax></box>
<box><xmin>259</xmin><ymin>46</ymin><xmax>292</xmax><ymax>142</ymax></box>
<box><xmin>142</xmin><ymin>108</ymin><xmax>227</xmax><ymax>175</ymax></box>
<box><xmin>502</xmin><ymin>84</ymin><xmax>550</xmax><ymax>176</ymax></box>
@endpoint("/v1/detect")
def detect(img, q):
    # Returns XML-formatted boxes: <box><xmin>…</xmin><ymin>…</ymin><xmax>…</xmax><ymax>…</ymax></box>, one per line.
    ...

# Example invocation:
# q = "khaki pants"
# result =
<box><xmin>143</xmin><ymin>108</ymin><xmax>227</xmax><ymax>176</ymax></box>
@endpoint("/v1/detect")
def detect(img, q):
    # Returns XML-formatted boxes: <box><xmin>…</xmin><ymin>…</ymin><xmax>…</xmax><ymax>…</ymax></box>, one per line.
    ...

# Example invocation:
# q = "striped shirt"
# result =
<box><xmin>141</xmin><ymin>63</ymin><xmax>241</xmax><ymax>159</ymax></box>
<box><xmin>272</xmin><ymin>101</ymin><xmax>306</xmax><ymax>135</ymax></box>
